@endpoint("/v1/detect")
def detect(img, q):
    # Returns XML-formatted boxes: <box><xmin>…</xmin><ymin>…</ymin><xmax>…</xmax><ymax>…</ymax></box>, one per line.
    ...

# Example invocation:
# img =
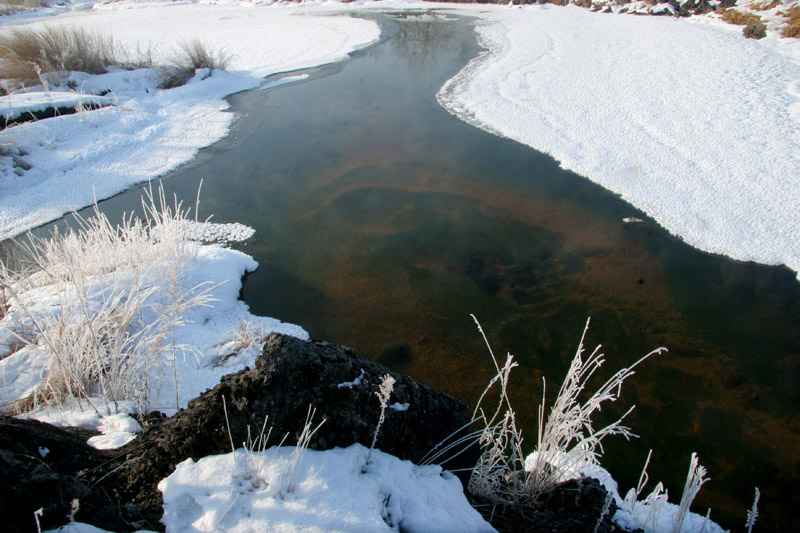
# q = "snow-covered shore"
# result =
<box><xmin>0</xmin><ymin>3</ymin><xmax>380</xmax><ymax>240</ymax></box>
<box><xmin>438</xmin><ymin>4</ymin><xmax>800</xmax><ymax>278</ymax></box>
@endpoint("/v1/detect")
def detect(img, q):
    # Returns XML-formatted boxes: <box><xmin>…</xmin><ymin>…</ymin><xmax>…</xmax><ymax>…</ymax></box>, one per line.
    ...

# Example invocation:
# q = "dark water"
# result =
<box><xmin>17</xmin><ymin>12</ymin><xmax>800</xmax><ymax>530</ymax></box>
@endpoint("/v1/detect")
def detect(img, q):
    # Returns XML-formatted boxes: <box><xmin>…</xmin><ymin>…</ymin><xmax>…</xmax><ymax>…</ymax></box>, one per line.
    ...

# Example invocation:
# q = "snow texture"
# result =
<box><xmin>159</xmin><ymin>443</ymin><xmax>496</xmax><ymax>533</ymax></box>
<box><xmin>0</xmin><ymin>4</ymin><xmax>380</xmax><ymax>240</ymax></box>
<box><xmin>439</xmin><ymin>5</ymin><xmax>800</xmax><ymax>278</ymax></box>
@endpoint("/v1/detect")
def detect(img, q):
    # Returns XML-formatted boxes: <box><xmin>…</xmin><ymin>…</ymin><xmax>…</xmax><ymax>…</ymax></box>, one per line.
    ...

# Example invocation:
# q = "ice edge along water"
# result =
<box><xmin>0</xmin><ymin>4</ymin><xmax>381</xmax><ymax>241</ymax></box>
<box><xmin>437</xmin><ymin>4</ymin><xmax>800</xmax><ymax>281</ymax></box>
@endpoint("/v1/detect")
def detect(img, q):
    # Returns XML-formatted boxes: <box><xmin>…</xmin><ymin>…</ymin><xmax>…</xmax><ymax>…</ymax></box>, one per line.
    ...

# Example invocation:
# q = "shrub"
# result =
<box><xmin>159</xmin><ymin>39</ymin><xmax>231</xmax><ymax>89</ymax></box>
<box><xmin>783</xmin><ymin>6</ymin><xmax>800</xmax><ymax>38</ymax></box>
<box><xmin>720</xmin><ymin>9</ymin><xmax>762</xmax><ymax>26</ymax></box>
<box><xmin>743</xmin><ymin>21</ymin><xmax>767</xmax><ymax>39</ymax></box>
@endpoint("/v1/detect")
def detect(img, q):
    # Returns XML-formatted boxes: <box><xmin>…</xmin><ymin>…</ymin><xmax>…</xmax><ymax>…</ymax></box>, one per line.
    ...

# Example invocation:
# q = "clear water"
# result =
<box><xmin>18</xmin><ymin>13</ymin><xmax>800</xmax><ymax>529</ymax></box>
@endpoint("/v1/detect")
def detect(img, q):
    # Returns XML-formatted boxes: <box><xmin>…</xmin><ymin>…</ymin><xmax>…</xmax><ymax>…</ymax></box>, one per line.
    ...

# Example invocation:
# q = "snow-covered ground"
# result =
<box><xmin>438</xmin><ymin>4</ymin><xmax>800</xmax><ymax>278</ymax></box>
<box><xmin>0</xmin><ymin>3</ymin><xmax>379</xmax><ymax>240</ymax></box>
<box><xmin>158</xmin><ymin>444</ymin><xmax>495</xmax><ymax>533</ymax></box>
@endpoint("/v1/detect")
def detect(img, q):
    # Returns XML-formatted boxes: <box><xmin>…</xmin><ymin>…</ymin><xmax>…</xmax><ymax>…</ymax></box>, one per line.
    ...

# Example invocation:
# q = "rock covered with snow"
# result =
<box><xmin>0</xmin><ymin>92</ymin><xmax>114</xmax><ymax>123</ymax></box>
<box><xmin>95</xmin><ymin>333</ymin><xmax>474</xmax><ymax>529</ymax></box>
<box><xmin>158</xmin><ymin>443</ymin><xmax>494</xmax><ymax>533</ymax></box>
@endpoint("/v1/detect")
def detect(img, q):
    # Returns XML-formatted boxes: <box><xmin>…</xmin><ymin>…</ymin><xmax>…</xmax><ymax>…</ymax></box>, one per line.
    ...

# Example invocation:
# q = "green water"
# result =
<box><xmin>21</xmin><ymin>13</ymin><xmax>800</xmax><ymax>530</ymax></box>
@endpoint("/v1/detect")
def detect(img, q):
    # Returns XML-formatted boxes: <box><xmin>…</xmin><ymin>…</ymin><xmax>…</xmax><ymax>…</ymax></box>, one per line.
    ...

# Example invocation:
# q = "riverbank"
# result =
<box><xmin>0</xmin><ymin>3</ymin><xmax>380</xmax><ymax>240</ymax></box>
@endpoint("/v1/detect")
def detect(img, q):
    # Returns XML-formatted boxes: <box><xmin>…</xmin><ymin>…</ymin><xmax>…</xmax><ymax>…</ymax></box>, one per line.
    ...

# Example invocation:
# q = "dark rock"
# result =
<box><xmin>471</xmin><ymin>477</ymin><xmax>633</xmax><ymax>533</ymax></box>
<box><xmin>0</xmin><ymin>416</ymin><xmax>105</xmax><ymax>533</ymax></box>
<box><xmin>1</xmin><ymin>334</ymin><xmax>639</xmax><ymax>533</ymax></box>
<box><xmin>91</xmin><ymin>333</ymin><xmax>474</xmax><ymax>530</ymax></box>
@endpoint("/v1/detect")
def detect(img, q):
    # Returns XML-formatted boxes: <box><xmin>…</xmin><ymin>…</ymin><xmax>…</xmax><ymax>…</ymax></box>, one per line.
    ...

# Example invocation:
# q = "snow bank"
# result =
<box><xmin>0</xmin><ymin>92</ymin><xmax>114</xmax><ymax>121</ymax></box>
<box><xmin>0</xmin><ymin>4</ymin><xmax>379</xmax><ymax>240</ymax></box>
<box><xmin>159</xmin><ymin>443</ymin><xmax>495</xmax><ymax>533</ymax></box>
<box><xmin>439</xmin><ymin>5</ymin><xmax>800</xmax><ymax>278</ymax></box>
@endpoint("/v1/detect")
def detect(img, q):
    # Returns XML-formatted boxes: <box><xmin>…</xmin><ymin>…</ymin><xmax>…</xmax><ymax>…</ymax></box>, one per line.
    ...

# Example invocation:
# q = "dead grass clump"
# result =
<box><xmin>744</xmin><ymin>21</ymin><xmax>768</xmax><ymax>38</ymax></box>
<box><xmin>783</xmin><ymin>6</ymin><xmax>800</xmax><ymax>37</ymax></box>
<box><xmin>720</xmin><ymin>9</ymin><xmax>763</xmax><ymax>26</ymax></box>
<box><xmin>159</xmin><ymin>39</ymin><xmax>231</xmax><ymax>89</ymax></box>
<box><xmin>750</xmin><ymin>0</ymin><xmax>780</xmax><ymax>10</ymax></box>
<box><xmin>0</xmin><ymin>26</ymin><xmax>119</xmax><ymax>85</ymax></box>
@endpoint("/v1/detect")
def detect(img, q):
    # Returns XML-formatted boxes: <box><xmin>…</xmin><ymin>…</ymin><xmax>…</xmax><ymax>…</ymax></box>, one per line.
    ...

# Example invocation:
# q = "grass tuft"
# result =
<box><xmin>750</xmin><ymin>0</ymin><xmax>780</xmax><ymax>10</ymax></box>
<box><xmin>427</xmin><ymin>316</ymin><xmax>664</xmax><ymax>511</ymax></box>
<box><xmin>159</xmin><ymin>39</ymin><xmax>231</xmax><ymax>89</ymax></box>
<box><xmin>0</xmin><ymin>184</ymin><xmax>217</xmax><ymax>416</ymax></box>
<box><xmin>720</xmin><ymin>9</ymin><xmax>763</xmax><ymax>26</ymax></box>
<box><xmin>0</xmin><ymin>26</ymin><xmax>120</xmax><ymax>86</ymax></box>
<box><xmin>783</xmin><ymin>6</ymin><xmax>800</xmax><ymax>38</ymax></box>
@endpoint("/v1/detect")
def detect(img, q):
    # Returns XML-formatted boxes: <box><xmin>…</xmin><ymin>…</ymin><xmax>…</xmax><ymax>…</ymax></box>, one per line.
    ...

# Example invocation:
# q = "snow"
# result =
<box><xmin>0</xmin><ymin>4</ymin><xmax>380</xmax><ymax>240</ymax></box>
<box><xmin>438</xmin><ymin>5</ymin><xmax>800</xmax><ymax>279</ymax></box>
<box><xmin>389</xmin><ymin>401</ymin><xmax>410</xmax><ymax>412</ymax></box>
<box><xmin>86</xmin><ymin>413</ymin><xmax>142</xmax><ymax>449</ymax></box>
<box><xmin>337</xmin><ymin>368</ymin><xmax>366</xmax><ymax>389</ymax></box>
<box><xmin>159</xmin><ymin>443</ymin><xmax>496</xmax><ymax>533</ymax></box>
<box><xmin>0</xmin><ymin>92</ymin><xmax>114</xmax><ymax>121</ymax></box>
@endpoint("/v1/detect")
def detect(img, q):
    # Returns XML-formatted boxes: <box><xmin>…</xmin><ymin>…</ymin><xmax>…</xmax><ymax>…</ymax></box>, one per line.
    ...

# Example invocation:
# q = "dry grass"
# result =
<box><xmin>0</xmin><ymin>0</ymin><xmax>41</xmax><ymax>16</ymax></box>
<box><xmin>424</xmin><ymin>316</ymin><xmax>664</xmax><ymax>510</ymax></box>
<box><xmin>744</xmin><ymin>20</ymin><xmax>768</xmax><ymax>38</ymax></box>
<box><xmin>0</xmin><ymin>184</ymin><xmax>216</xmax><ymax>416</ymax></box>
<box><xmin>720</xmin><ymin>9</ymin><xmax>763</xmax><ymax>26</ymax></box>
<box><xmin>750</xmin><ymin>0</ymin><xmax>780</xmax><ymax>10</ymax></box>
<box><xmin>0</xmin><ymin>26</ymin><xmax>120</xmax><ymax>86</ymax></box>
<box><xmin>160</xmin><ymin>39</ymin><xmax>231</xmax><ymax>89</ymax></box>
<box><xmin>783</xmin><ymin>6</ymin><xmax>800</xmax><ymax>37</ymax></box>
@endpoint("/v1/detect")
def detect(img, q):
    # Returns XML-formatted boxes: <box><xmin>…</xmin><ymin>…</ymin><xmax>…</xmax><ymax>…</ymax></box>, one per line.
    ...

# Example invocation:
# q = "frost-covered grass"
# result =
<box><xmin>0</xmin><ymin>184</ymin><xmax>307</xmax><ymax>427</ymax></box>
<box><xmin>459</xmin><ymin>316</ymin><xmax>664</xmax><ymax>508</ymax></box>
<box><xmin>426</xmin><ymin>315</ymin><xmax>731</xmax><ymax>532</ymax></box>
<box><xmin>0</xmin><ymin>185</ymin><xmax>217</xmax><ymax>415</ymax></box>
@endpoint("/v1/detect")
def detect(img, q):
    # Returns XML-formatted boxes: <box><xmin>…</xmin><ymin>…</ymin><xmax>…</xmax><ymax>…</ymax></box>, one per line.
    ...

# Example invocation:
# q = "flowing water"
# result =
<box><xmin>16</xmin><ymin>12</ymin><xmax>800</xmax><ymax>529</ymax></box>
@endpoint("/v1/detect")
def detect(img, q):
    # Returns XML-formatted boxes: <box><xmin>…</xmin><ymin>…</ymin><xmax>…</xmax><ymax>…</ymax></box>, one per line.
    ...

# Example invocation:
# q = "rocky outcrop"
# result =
<box><xmin>2</xmin><ymin>333</ymin><xmax>623</xmax><ymax>533</ymax></box>
<box><xmin>3</xmin><ymin>334</ymin><xmax>474</xmax><ymax>532</ymax></box>
<box><xmin>98</xmin><ymin>333</ymin><xmax>475</xmax><ymax>530</ymax></box>
<box><xmin>0</xmin><ymin>416</ymin><xmax>107</xmax><ymax>533</ymax></box>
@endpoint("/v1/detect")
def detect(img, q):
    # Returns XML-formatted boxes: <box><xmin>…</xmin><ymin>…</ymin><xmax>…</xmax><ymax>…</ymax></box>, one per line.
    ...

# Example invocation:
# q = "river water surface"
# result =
<box><xmin>23</xmin><ymin>12</ymin><xmax>800</xmax><ymax>529</ymax></box>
